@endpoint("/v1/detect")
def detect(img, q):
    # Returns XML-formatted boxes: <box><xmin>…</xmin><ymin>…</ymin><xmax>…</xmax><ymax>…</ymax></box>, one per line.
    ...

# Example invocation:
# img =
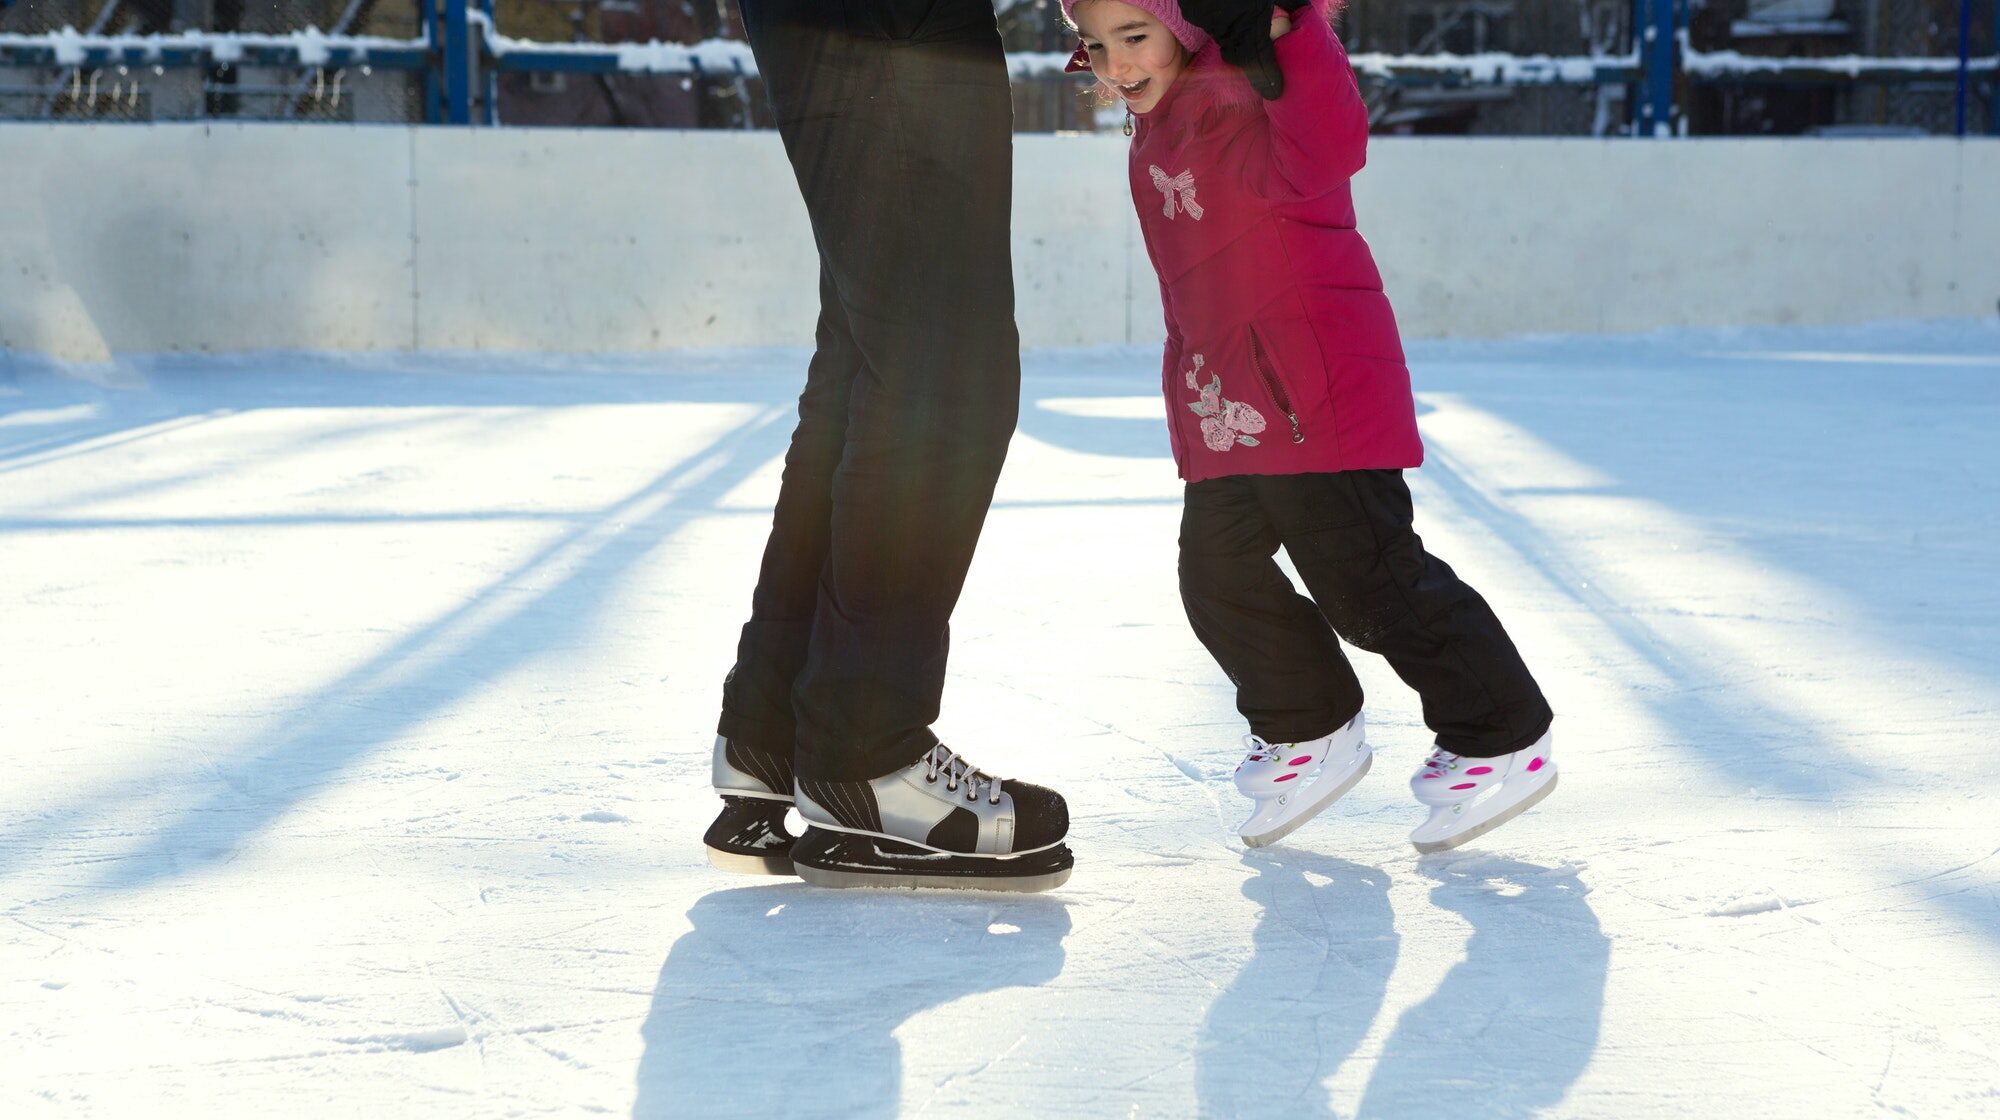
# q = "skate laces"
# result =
<box><xmin>923</xmin><ymin>745</ymin><xmax>1004</xmax><ymax>806</ymax></box>
<box><xmin>1422</xmin><ymin>748</ymin><xmax>1462</xmax><ymax>775</ymax></box>
<box><xmin>1241</xmin><ymin>734</ymin><xmax>1276</xmax><ymax>763</ymax></box>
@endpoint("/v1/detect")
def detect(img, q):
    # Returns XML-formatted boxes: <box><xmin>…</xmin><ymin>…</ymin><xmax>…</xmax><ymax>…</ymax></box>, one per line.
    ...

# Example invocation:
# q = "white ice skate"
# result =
<box><xmin>1234</xmin><ymin>715</ymin><xmax>1371</xmax><ymax>848</ymax></box>
<box><xmin>1408</xmin><ymin>730</ymin><xmax>1557</xmax><ymax>853</ymax></box>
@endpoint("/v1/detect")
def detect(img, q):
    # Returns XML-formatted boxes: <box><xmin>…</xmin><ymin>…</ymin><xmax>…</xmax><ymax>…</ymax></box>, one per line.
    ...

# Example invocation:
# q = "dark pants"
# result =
<box><xmin>717</xmin><ymin>0</ymin><xmax>1020</xmax><ymax>782</ymax></box>
<box><xmin>1180</xmin><ymin>470</ymin><xmax>1552</xmax><ymax>758</ymax></box>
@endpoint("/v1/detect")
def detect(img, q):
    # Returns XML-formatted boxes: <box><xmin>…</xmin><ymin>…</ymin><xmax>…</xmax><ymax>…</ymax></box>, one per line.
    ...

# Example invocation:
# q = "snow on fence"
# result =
<box><xmin>0</xmin><ymin>28</ymin><xmax>431</xmax><ymax>70</ymax></box>
<box><xmin>2</xmin><ymin>124</ymin><xmax>1996</xmax><ymax>362</ymax></box>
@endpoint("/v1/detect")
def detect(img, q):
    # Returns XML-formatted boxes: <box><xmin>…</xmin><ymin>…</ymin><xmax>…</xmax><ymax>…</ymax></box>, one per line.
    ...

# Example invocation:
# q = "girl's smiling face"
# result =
<box><xmin>1073</xmin><ymin>0</ymin><xmax>1189</xmax><ymax>115</ymax></box>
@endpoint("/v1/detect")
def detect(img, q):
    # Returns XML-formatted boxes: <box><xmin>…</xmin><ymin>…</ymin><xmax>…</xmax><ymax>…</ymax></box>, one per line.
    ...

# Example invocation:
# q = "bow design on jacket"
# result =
<box><xmin>1149</xmin><ymin>165</ymin><xmax>1205</xmax><ymax>221</ymax></box>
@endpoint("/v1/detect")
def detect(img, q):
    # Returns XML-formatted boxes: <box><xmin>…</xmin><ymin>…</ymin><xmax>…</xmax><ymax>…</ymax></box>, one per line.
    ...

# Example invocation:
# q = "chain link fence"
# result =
<box><xmin>488</xmin><ymin>0</ymin><xmax>754</xmax><ymax>127</ymax></box>
<box><xmin>0</xmin><ymin>0</ymin><xmax>428</xmax><ymax>121</ymax></box>
<box><xmin>1680</xmin><ymin>0</ymin><xmax>1994</xmax><ymax>134</ymax></box>
<box><xmin>1866</xmin><ymin>0</ymin><xmax>1994</xmax><ymax>132</ymax></box>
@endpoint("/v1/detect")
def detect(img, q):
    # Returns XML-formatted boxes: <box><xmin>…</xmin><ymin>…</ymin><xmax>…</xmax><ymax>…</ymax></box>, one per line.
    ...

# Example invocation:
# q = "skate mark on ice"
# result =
<box><xmin>1707</xmin><ymin>892</ymin><xmax>1810</xmax><ymax>918</ymax></box>
<box><xmin>333</xmin><ymin>1026</ymin><xmax>470</xmax><ymax>1053</ymax></box>
<box><xmin>910</xmin><ymin>1032</ymin><xmax>1030</xmax><ymax>1116</ymax></box>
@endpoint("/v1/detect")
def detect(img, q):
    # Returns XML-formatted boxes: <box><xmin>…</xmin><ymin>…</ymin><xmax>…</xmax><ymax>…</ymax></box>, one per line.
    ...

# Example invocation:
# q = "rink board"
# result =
<box><xmin>1</xmin><ymin>124</ymin><xmax>1997</xmax><ymax>359</ymax></box>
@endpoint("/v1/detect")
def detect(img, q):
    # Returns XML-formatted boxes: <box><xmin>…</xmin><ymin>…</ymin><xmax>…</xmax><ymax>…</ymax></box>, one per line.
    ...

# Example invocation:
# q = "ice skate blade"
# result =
<box><xmin>791</xmin><ymin>828</ymin><xmax>1074</xmax><ymax>893</ymax></box>
<box><xmin>795</xmin><ymin>861</ymin><xmax>1073</xmax><ymax>893</ymax></box>
<box><xmin>1241</xmin><ymin>750</ymin><xmax>1371</xmax><ymax>849</ymax></box>
<box><xmin>703</xmin><ymin>795</ymin><xmax>796</xmax><ymax>876</ymax></box>
<box><xmin>1412</xmin><ymin>771</ymin><xmax>1558</xmax><ymax>854</ymax></box>
<box><xmin>705</xmin><ymin>847</ymin><xmax>796</xmax><ymax>876</ymax></box>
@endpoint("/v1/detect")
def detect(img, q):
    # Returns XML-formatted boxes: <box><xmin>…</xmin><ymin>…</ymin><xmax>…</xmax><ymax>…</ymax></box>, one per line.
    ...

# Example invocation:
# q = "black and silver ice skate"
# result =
<box><xmin>704</xmin><ymin>736</ymin><xmax>797</xmax><ymax>876</ymax></box>
<box><xmin>792</xmin><ymin>744</ymin><xmax>1072</xmax><ymax>893</ymax></box>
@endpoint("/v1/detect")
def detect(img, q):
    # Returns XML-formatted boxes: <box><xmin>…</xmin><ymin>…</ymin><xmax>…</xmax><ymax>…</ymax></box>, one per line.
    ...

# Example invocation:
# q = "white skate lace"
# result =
<box><xmin>1422</xmin><ymin>748</ymin><xmax>1462</xmax><ymax>774</ymax></box>
<box><xmin>923</xmin><ymin>745</ymin><xmax>1004</xmax><ymax>806</ymax></box>
<box><xmin>1241</xmin><ymin>734</ymin><xmax>1276</xmax><ymax>763</ymax></box>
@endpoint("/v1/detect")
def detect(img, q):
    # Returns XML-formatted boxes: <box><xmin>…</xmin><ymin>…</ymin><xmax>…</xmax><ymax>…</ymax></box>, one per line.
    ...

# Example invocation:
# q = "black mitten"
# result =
<box><xmin>1178</xmin><ymin>0</ymin><xmax>1310</xmax><ymax>99</ymax></box>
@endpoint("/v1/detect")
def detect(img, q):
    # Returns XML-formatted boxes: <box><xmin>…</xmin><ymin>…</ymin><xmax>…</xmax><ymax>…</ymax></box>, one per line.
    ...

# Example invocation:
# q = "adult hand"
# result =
<box><xmin>1178</xmin><ymin>0</ymin><xmax>1310</xmax><ymax>99</ymax></box>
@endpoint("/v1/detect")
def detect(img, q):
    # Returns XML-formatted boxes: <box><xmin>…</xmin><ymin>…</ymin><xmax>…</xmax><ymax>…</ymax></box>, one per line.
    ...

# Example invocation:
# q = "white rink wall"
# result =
<box><xmin>1</xmin><ymin>123</ymin><xmax>1996</xmax><ymax>360</ymax></box>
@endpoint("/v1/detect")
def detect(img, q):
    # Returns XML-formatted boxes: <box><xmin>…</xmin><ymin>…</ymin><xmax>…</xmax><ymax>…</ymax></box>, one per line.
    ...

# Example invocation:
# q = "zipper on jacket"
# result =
<box><xmin>1247</xmin><ymin>327</ymin><xmax>1305</xmax><ymax>444</ymax></box>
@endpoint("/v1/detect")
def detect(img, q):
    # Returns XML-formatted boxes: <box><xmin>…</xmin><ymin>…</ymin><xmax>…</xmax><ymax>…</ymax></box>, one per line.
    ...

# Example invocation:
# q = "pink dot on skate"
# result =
<box><xmin>1274</xmin><ymin>773</ymin><xmax>1297</xmax><ymax>783</ymax></box>
<box><xmin>1466</xmin><ymin>766</ymin><xmax>1494</xmax><ymax>775</ymax></box>
<box><xmin>1288</xmin><ymin>756</ymin><xmax>1313</xmax><ymax>766</ymax></box>
<box><xmin>1450</xmin><ymin>782</ymin><xmax>1477</xmax><ymax>790</ymax></box>
<box><xmin>1527</xmin><ymin>757</ymin><xmax>1546</xmax><ymax>772</ymax></box>
<box><xmin>1421</xmin><ymin>773</ymin><xmax>1440</xmax><ymax>780</ymax></box>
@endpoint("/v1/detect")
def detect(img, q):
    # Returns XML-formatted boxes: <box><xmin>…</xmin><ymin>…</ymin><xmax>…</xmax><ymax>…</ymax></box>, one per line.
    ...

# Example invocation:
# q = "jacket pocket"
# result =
<box><xmin>1246</xmin><ymin>325</ymin><xmax>1305</xmax><ymax>445</ymax></box>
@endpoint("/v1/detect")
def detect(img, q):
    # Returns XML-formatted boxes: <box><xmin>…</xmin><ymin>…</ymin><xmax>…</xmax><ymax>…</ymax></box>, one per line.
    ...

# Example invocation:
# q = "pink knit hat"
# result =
<box><xmin>1059</xmin><ymin>0</ymin><xmax>1213</xmax><ymax>59</ymax></box>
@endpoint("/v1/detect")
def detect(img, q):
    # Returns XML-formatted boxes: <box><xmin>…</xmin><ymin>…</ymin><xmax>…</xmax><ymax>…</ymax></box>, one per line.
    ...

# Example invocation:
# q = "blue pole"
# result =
<box><xmin>481</xmin><ymin>0</ymin><xmax>498</xmax><ymax>125</ymax></box>
<box><xmin>422</xmin><ymin>0</ymin><xmax>442</xmax><ymax>124</ymax></box>
<box><xmin>444</xmin><ymin>0</ymin><xmax>471</xmax><ymax>125</ymax></box>
<box><xmin>1958</xmin><ymin>0</ymin><xmax>1972</xmax><ymax>136</ymax></box>
<box><xmin>1636</xmin><ymin>0</ymin><xmax>1678</xmax><ymax>137</ymax></box>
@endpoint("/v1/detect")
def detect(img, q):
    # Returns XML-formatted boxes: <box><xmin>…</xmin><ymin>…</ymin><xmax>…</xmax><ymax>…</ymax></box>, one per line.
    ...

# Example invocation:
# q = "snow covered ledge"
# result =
<box><xmin>0</xmin><ymin>123</ymin><xmax>1995</xmax><ymax>360</ymax></box>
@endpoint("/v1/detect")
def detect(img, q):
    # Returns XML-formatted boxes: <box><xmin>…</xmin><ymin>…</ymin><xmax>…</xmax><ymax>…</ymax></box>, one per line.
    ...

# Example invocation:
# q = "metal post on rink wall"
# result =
<box><xmin>480</xmin><ymin>0</ymin><xmax>499</xmax><ymax>125</ymax></box>
<box><xmin>1634</xmin><ymin>0</ymin><xmax>1680</xmax><ymax>137</ymax></box>
<box><xmin>442</xmin><ymin>0</ymin><xmax>473</xmax><ymax>125</ymax></box>
<box><xmin>422</xmin><ymin>0</ymin><xmax>443</xmax><ymax>123</ymax></box>
<box><xmin>1968</xmin><ymin>0</ymin><xmax>1984</xmax><ymax>136</ymax></box>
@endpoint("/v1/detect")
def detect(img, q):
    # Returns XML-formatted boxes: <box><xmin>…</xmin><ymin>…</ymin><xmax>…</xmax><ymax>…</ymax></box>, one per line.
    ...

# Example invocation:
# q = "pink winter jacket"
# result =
<box><xmin>1130</xmin><ymin>14</ymin><xmax>1422</xmax><ymax>483</ymax></box>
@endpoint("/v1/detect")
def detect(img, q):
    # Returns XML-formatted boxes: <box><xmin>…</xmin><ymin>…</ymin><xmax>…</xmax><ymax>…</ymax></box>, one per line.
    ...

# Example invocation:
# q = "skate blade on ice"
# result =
<box><xmin>1412</xmin><ymin>770</ymin><xmax>1559</xmax><ymax>854</ymax></box>
<box><xmin>705</xmin><ymin>848</ymin><xmax>796</xmax><ymax>876</ymax></box>
<box><xmin>1240</xmin><ymin>750</ymin><xmax>1372</xmax><ymax>849</ymax></box>
<box><xmin>791</xmin><ymin>827</ymin><xmax>1073</xmax><ymax>893</ymax></box>
<box><xmin>703</xmin><ymin>794</ymin><xmax>797</xmax><ymax>877</ymax></box>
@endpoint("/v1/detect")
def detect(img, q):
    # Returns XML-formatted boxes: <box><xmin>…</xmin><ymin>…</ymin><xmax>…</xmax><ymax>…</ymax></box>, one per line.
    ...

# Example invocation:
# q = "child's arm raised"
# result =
<box><xmin>1262</xmin><ymin>10</ymin><xmax>1370</xmax><ymax>197</ymax></box>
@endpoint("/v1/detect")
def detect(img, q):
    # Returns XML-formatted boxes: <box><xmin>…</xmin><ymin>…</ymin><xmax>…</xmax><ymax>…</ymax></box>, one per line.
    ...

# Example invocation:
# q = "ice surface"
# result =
<box><xmin>2</xmin><ymin>321</ymin><xmax>1997</xmax><ymax>1117</ymax></box>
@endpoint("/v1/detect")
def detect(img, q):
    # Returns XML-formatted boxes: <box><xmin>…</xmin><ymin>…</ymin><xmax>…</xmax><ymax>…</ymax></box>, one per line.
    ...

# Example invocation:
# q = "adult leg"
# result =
<box><xmin>718</xmin><ymin>264</ymin><xmax>863</xmax><ymax>762</ymax></box>
<box><xmin>1260</xmin><ymin>471</ymin><xmax>1552</xmax><ymax>758</ymax></box>
<box><xmin>712</xmin><ymin>0</ymin><xmax>1069</xmax><ymax>890</ymax></box>
<box><xmin>748</xmin><ymin>0</ymin><xmax>1023</xmax><ymax>782</ymax></box>
<box><xmin>1180</xmin><ymin>476</ymin><xmax>1361</xmax><ymax>745</ymax></box>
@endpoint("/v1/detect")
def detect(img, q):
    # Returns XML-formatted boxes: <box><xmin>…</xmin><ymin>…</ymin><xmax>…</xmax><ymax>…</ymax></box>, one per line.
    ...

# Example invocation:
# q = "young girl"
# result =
<box><xmin>1064</xmin><ymin>0</ymin><xmax>1558</xmax><ymax>852</ymax></box>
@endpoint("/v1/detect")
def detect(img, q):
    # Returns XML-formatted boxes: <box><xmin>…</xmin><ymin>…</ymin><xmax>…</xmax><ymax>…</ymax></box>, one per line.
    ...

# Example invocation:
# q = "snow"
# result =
<box><xmin>0</xmin><ymin>26</ymin><xmax>420</xmax><ymax>66</ymax></box>
<box><xmin>2</xmin><ymin>319</ymin><xmax>1998</xmax><ymax>1116</ymax></box>
<box><xmin>1684</xmin><ymin>46</ymin><xmax>1997</xmax><ymax>78</ymax></box>
<box><xmin>1681</xmin><ymin>29</ymin><xmax>1998</xmax><ymax>78</ymax></box>
<box><xmin>1347</xmin><ymin>50</ymin><xmax>1627</xmax><ymax>86</ymax></box>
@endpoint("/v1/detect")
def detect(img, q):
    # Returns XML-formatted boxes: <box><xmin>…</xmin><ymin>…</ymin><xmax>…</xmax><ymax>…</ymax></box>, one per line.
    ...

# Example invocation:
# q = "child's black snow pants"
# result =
<box><xmin>1180</xmin><ymin>470</ymin><xmax>1552</xmax><ymax>758</ymax></box>
<box><xmin>717</xmin><ymin>0</ymin><xmax>1021</xmax><ymax>782</ymax></box>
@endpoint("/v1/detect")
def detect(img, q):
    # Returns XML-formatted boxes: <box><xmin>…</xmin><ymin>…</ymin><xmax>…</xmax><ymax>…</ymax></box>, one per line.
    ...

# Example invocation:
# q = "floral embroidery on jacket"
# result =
<box><xmin>1149</xmin><ymin>165</ymin><xmax>1204</xmax><ymax>221</ymax></box>
<box><xmin>1183</xmin><ymin>354</ymin><xmax>1266</xmax><ymax>451</ymax></box>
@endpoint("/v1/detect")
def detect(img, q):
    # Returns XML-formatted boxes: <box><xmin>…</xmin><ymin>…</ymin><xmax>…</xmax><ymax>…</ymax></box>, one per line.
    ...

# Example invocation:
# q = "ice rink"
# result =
<box><xmin>4</xmin><ymin>320</ymin><xmax>1998</xmax><ymax>1118</ymax></box>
